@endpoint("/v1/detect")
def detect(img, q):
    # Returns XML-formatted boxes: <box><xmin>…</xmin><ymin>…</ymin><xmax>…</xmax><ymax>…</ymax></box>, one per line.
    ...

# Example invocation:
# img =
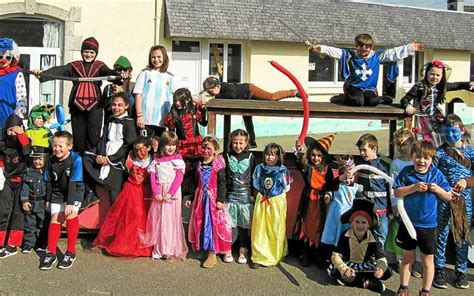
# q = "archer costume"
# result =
<box><xmin>0</xmin><ymin>38</ymin><xmax>27</xmax><ymax>128</ymax></box>
<box><xmin>251</xmin><ymin>163</ymin><xmax>292</xmax><ymax>266</ymax></box>
<box><xmin>0</xmin><ymin>115</ymin><xmax>31</xmax><ymax>253</ymax></box>
<box><xmin>434</xmin><ymin>143</ymin><xmax>474</xmax><ymax>274</ymax></box>
<box><xmin>319</xmin><ymin>44</ymin><xmax>414</xmax><ymax>106</ymax></box>
<box><xmin>26</xmin><ymin>104</ymin><xmax>52</xmax><ymax>152</ymax></box>
<box><xmin>39</xmin><ymin>37</ymin><xmax>119</xmax><ymax>152</ymax></box>
<box><xmin>94</xmin><ymin>154</ymin><xmax>153</xmax><ymax>257</ymax></box>
<box><xmin>164</xmin><ymin>102</ymin><xmax>207</xmax><ymax>195</ymax></box>
<box><xmin>225</xmin><ymin>151</ymin><xmax>255</xmax><ymax>246</ymax></box>
<box><xmin>401</xmin><ymin>81</ymin><xmax>472</xmax><ymax>146</ymax></box>
<box><xmin>141</xmin><ymin>154</ymin><xmax>188</xmax><ymax>260</ymax></box>
<box><xmin>188</xmin><ymin>155</ymin><xmax>232</xmax><ymax>253</ymax></box>
<box><xmin>83</xmin><ymin>112</ymin><xmax>136</xmax><ymax>203</ymax></box>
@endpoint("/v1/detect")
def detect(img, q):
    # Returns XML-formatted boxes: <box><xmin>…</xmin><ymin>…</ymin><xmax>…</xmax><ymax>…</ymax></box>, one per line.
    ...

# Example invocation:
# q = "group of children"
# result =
<box><xmin>0</xmin><ymin>33</ymin><xmax>473</xmax><ymax>295</ymax></box>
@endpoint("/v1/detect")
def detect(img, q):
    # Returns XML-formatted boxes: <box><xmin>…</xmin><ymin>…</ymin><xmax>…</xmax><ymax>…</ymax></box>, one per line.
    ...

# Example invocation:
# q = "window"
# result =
<box><xmin>172</xmin><ymin>40</ymin><xmax>200</xmax><ymax>53</ymax></box>
<box><xmin>470</xmin><ymin>53</ymin><xmax>474</xmax><ymax>81</ymax></box>
<box><xmin>308</xmin><ymin>52</ymin><xmax>343</xmax><ymax>83</ymax></box>
<box><xmin>400</xmin><ymin>52</ymin><xmax>420</xmax><ymax>85</ymax></box>
<box><xmin>208</xmin><ymin>43</ymin><xmax>242</xmax><ymax>83</ymax></box>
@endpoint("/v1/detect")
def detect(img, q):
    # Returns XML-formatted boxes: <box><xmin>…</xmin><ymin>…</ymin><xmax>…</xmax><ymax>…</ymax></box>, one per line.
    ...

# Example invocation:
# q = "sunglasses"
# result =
<box><xmin>0</xmin><ymin>55</ymin><xmax>13</xmax><ymax>61</ymax></box>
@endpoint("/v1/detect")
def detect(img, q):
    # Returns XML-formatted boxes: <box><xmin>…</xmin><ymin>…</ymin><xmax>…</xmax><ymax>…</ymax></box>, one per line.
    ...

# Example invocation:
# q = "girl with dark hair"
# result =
<box><xmin>401</xmin><ymin>59</ymin><xmax>473</xmax><ymax>146</ymax></box>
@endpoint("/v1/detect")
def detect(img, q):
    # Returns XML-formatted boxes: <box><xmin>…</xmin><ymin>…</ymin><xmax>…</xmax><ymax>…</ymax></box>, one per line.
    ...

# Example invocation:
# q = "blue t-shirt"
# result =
<box><xmin>393</xmin><ymin>165</ymin><xmax>450</xmax><ymax>228</ymax></box>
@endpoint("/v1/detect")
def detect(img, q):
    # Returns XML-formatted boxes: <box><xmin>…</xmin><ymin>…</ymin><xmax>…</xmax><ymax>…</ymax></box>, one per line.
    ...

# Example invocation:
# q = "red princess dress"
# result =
<box><xmin>93</xmin><ymin>155</ymin><xmax>153</xmax><ymax>257</ymax></box>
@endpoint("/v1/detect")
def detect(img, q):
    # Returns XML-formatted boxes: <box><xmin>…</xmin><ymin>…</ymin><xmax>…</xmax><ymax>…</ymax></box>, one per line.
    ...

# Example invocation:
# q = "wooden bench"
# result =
<box><xmin>206</xmin><ymin>99</ymin><xmax>411</xmax><ymax>157</ymax></box>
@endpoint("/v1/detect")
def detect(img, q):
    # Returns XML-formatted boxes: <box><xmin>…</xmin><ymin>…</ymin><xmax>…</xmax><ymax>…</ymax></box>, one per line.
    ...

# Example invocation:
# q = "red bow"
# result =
<box><xmin>432</xmin><ymin>59</ymin><xmax>444</xmax><ymax>69</ymax></box>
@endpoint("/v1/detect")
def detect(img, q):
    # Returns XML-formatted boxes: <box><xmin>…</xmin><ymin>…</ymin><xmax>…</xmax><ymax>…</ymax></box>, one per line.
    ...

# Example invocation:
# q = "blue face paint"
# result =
<box><xmin>444</xmin><ymin>125</ymin><xmax>462</xmax><ymax>144</ymax></box>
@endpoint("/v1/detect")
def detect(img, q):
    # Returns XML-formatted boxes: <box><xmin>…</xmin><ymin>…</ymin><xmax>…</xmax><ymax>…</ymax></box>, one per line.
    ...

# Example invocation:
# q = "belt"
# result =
<box><xmin>29</xmin><ymin>196</ymin><xmax>46</xmax><ymax>202</ymax></box>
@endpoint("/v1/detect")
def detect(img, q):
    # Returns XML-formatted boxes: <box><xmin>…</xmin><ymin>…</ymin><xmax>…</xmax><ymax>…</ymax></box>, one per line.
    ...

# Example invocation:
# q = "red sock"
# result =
<box><xmin>66</xmin><ymin>217</ymin><xmax>79</xmax><ymax>255</ymax></box>
<box><xmin>8</xmin><ymin>230</ymin><xmax>23</xmax><ymax>247</ymax></box>
<box><xmin>0</xmin><ymin>230</ymin><xmax>6</xmax><ymax>246</ymax></box>
<box><xmin>47</xmin><ymin>223</ymin><xmax>61</xmax><ymax>255</ymax></box>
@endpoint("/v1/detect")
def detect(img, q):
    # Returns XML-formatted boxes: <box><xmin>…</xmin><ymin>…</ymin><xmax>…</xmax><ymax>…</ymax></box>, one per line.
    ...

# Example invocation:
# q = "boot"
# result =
<box><xmin>202</xmin><ymin>252</ymin><xmax>217</xmax><ymax>269</ymax></box>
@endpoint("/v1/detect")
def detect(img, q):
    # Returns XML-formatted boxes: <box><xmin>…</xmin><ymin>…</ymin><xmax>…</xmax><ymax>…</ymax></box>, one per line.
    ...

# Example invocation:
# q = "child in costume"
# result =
<box><xmin>0</xmin><ymin>37</ymin><xmax>27</xmax><ymax>127</ymax></box>
<box><xmin>83</xmin><ymin>92</ymin><xmax>136</xmax><ymax>204</ymax></box>
<box><xmin>202</xmin><ymin>76</ymin><xmax>298</xmax><ymax>148</ymax></box>
<box><xmin>33</xmin><ymin>37</ymin><xmax>121</xmax><ymax>152</ymax></box>
<box><xmin>328</xmin><ymin>198</ymin><xmax>392</xmax><ymax>294</ymax></box>
<box><xmin>185</xmin><ymin>135</ymin><xmax>232</xmax><ymax>269</ymax></box>
<box><xmin>0</xmin><ymin>114</ymin><xmax>32</xmax><ymax>259</ymax></box>
<box><xmin>164</xmin><ymin>87</ymin><xmax>207</xmax><ymax>195</ymax></box>
<box><xmin>393</xmin><ymin>140</ymin><xmax>452</xmax><ymax>296</ymax></box>
<box><xmin>93</xmin><ymin>136</ymin><xmax>153</xmax><ymax>257</ymax></box>
<box><xmin>103</xmin><ymin>56</ymin><xmax>135</xmax><ymax>119</ymax></box>
<box><xmin>40</xmin><ymin>131</ymin><xmax>84</xmax><ymax>270</ymax></box>
<box><xmin>20</xmin><ymin>152</ymin><xmax>48</xmax><ymax>254</ymax></box>
<box><xmin>26</xmin><ymin>104</ymin><xmax>52</xmax><ymax>153</ymax></box>
<box><xmin>141</xmin><ymin>131</ymin><xmax>188</xmax><ymax>260</ymax></box>
<box><xmin>311</xmin><ymin>34</ymin><xmax>423</xmax><ymax>106</ymax></box>
<box><xmin>432</xmin><ymin>114</ymin><xmax>474</xmax><ymax>290</ymax></box>
<box><xmin>134</xmin><ymin>45</ymin><xmax>174</xmax><ymax>136</ymax></box>
<box><xmin>250</xmin><ymin>143</ymin><xmax>292</xmax><ymax>269</ymax></box>
<box><xmin>224</xmin><ymin>129</ymin><xmax>255</xmax><ymax>264</ymax></box>
<box><xmin>401</xmin><ymin>59</ymin><xmax>474</xmax><ymax>147</ymax></box>
<box><xmin>321</xmin><ymin>158</ymin><xmax>363</xmax><ymax>265</ymax></box>
<box><xmin>294</xmin><ymin>134</ymin><xmax>338</xmax><ymax>267</ymax></box>
<box><xmin>354</xmin><ymin>133</ymin><xmax>391</xmax><ymax>250</ymax></box>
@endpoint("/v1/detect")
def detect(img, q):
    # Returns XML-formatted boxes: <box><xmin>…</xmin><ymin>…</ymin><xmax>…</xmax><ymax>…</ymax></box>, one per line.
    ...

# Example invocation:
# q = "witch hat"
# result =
<box><xmin>304</xmin><ymin>133</ymin><xmax>336</xmax><ymax>155</ymax></box>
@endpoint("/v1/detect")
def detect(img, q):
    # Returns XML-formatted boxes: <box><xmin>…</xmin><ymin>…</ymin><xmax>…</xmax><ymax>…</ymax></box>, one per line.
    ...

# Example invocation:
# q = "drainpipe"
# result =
<box><xmin>154</xmin><ymin>0</ymin><xmax>159</xmax><ymax>44</ymax></box>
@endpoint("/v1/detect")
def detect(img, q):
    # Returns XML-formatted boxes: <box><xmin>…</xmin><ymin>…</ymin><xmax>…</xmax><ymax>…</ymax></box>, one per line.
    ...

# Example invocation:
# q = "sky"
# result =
<box><xmin>352</xmin><ymin>0</ymin><xmax>474</xmax><ymax>9</ymax></box>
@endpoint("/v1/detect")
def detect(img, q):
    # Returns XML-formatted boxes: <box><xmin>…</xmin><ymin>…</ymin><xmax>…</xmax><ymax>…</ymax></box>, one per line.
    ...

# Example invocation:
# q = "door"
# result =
<box><xmin>170</xmin><ymin>41</ymin><xmax>201</xmax><ymax>96</ymax></box>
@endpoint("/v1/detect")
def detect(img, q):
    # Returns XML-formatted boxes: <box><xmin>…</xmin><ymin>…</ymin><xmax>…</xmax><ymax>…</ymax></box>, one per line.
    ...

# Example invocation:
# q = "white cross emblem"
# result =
<box><xmin>355</xmin><ymin>63</ymin><xmax>373</xmax><ymax>81</ymax></box>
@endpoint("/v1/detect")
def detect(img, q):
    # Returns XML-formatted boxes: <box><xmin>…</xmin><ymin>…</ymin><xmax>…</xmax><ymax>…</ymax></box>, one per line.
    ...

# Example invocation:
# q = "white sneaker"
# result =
<box><xmin>237</xmin><ymin>247</ymin><xmax>248</xmax><ymax>264</ymax></box>
<box><xmin>223</xmin><ymin>252</ymin><xmax>234</xmax><ymax>263</ymax></box>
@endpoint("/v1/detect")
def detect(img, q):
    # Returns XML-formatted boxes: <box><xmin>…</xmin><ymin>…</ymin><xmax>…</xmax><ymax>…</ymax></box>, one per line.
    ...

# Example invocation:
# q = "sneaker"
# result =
<box><xmin>411</xmin><ymin>268</ymin><xmax>422</xmax><ymax>278</ymax></box>
<box><xmin>237</xmin><ymin>247</ymin><xmax>248</xmax><ymax>264</ymax></box>
<box><xmin>363</xmin><ymin>278</ymin><xmax>385</xmax><ymax>293</ymax></box>
<box><xmin>0</xmin><ymin>245</ymin><xmax>18</xmax><ymax>259</ymax></box>
<box><xmin>454</xmin><ymin>272</ymin><xmax>469</xmax><ymax>289</ymax></box>
<box><xmin>249</xmin><ymin>141</ymin><xmax>257</xmax><ymax>149</ymax></box>
<box><xmin>36</xmin><ymin>246</ymin><xmax>47</xmax><ymax>252</ymax></box>
<box><xmin>58</xmin><ymin>252</ymin><xmax>76</xmax><ymax>269</ymax></box>
<box><xmin>396</xmin><ymin>287</ymin><xmax>409</xmax><ymax>296</ymax></box>
<box><xmin>250</xmin><ymin>262</ymin><xmax>260</xmax><ymax>269</ymax></box>
<box><xmin>300</xmin><ymin>251</ymin><xmax>310</xmax><ymax>267</ymax></box>
<box><xmin>223</xmin><ymin>251</ymin><xmax>234</xmax><ymax>263</ymax></box>
<box><xmin>433</xmin><ymin>268</ymin><xmax>448</xmax><ymax>289</ymax></box>
<box><xmin>21</xmin><ymin>245</ymin><xmax>33</xmax><ymax>254</ymax></box>
<box><xmin>202</xmin><ymin>252</ymin><xmax>217</xmax><ymax>269</ymax></box>
<box><xmin>39</xmin><ymin>253</ymin><xmax>57</xmax><ymax>270</ymax></box>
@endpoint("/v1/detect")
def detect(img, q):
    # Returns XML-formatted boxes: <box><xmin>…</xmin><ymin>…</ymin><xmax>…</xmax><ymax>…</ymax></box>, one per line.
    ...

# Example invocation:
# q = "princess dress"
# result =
<box><xmin>93</xmin><ymin>155</ymin><xmax>152</xmax><ymax>257</ymax></box>
<box><xmin>141</xmin><ymin>154</ymin><xmax>188</xmax><ymax>259</ymax></box>
<box><xmin>188</xmin><ymin>155</ymin><xmax>232</xmax><ymax>253</ymax></box>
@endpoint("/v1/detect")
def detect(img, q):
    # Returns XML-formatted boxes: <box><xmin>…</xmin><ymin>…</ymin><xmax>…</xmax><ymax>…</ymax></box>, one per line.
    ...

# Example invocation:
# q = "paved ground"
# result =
<box><xmin>0</xmin><ymin>237</ymin><xmax>472</xmax><ymax>295</ymax></box>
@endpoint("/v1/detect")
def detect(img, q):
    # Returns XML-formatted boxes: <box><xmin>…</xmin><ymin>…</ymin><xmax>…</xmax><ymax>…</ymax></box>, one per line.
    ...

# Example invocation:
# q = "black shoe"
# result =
<box><xmin>250</xmin><ymin>262</ymin><xmax>260</xmax><ymax>269</ymax></box>
<box><xmin>21</xmin><ymin>245</ymin><xmax>33</xmax><ymax>254</ymax></box>
<box><xmin>249</xmin><ymin>141</ymin><xmax>257</xmax><ymax>149</ymax></box>
<box><xmin>58</xmin><ymin>251</ymin><xmax>76</xmax><ymax>269</ymax></box>
<box><xmin>454</xmin><ymin>271</ymin><xmax>469</xmax><ymax>289</ymax></box>
<box><xmin>363</xmin><ymin>278</ymin><xmax>385</xmax><ymax>293</ymax></box>
<box><xmin>0</xmin><ymin>246</ymin><xmax>18</xmax><ymax>259</ymax></box>
<box><xmin>433</xmin><ymin>268</ymin><xmax>448</xmax><ymax>289</ymax></box>
<box><xmin>300</xmin><ymin>252</ymin><xmax>310</xmax><ymax>267</ymax></box>
<box><xmin>39</xmin><ymin>252</ymin><xmax>57</xmax><ymax>270</ymax></box>
<box><xmin>380</xmin><ymin>96</ymin><xmax>393</xmax><ymax>105</ymax></box>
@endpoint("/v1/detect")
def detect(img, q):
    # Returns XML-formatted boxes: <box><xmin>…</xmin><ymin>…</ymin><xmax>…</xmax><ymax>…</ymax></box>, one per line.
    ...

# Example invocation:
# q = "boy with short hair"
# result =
<box><xmin>393</xmin><ymin>140</ymin><xmax>452</xmax><ymax>296</ymax></box>
<box><xmin>20</xmin><ymin>151</ymin><xmax>49</xmax><ymax>254</ymax></box>
<box><xmin>329</xmin><ymin>198</ymin><xmax>392</xmax><ymax>293</ymax></box>
<box><xmin>311</xmin><ymin>34</ymin><xmax>423</xmax><ymax>106</ymax></box>
<box><xmin>432</xmin><ymin>114</ymin><xmax>474</xmax><ymax>289</ymax></box>
<box><xmin>354</xmin><ymin>133</ymin><xmax>391</xmax><ymax>249</ymax></box>
<box><xmin>40</xmin><ymin>131</ymin><xmax>84</xmax><ymax>270</ymax></box>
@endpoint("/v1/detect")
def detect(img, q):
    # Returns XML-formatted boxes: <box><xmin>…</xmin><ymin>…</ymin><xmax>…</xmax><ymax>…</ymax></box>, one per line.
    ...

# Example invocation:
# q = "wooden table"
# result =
<box><xmin>206</xmin><ymin>99</ymin><xmax>411</xmax><ymax>157</ymax></box>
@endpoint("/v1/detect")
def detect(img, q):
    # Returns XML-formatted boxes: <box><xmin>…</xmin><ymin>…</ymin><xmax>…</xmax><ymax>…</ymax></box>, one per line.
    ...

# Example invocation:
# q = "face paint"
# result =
<box><xmin>444</xmin><ymin>125</ymin><xmax>462</xmax><ymax>144</ymax></box>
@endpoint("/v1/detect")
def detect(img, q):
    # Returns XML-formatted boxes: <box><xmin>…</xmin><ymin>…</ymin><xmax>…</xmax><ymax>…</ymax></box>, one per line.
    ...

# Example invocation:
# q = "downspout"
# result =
<box><xmin>154</xmin><ymin>0</ymin><xmax>159</xmax><ymax>45</ymax></box>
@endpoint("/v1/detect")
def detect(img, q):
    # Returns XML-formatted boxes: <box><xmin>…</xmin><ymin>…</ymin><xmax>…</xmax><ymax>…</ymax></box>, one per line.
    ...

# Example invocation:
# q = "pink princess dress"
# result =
<box><xmin>142</xmin><ymin>154</ymin><xmax>188</xmax><ymax>259</ymax></box>
<box><xmin>188</xmin><ymin>155</ymin><xmax>232</xmax><ymax>253</ymax></box>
